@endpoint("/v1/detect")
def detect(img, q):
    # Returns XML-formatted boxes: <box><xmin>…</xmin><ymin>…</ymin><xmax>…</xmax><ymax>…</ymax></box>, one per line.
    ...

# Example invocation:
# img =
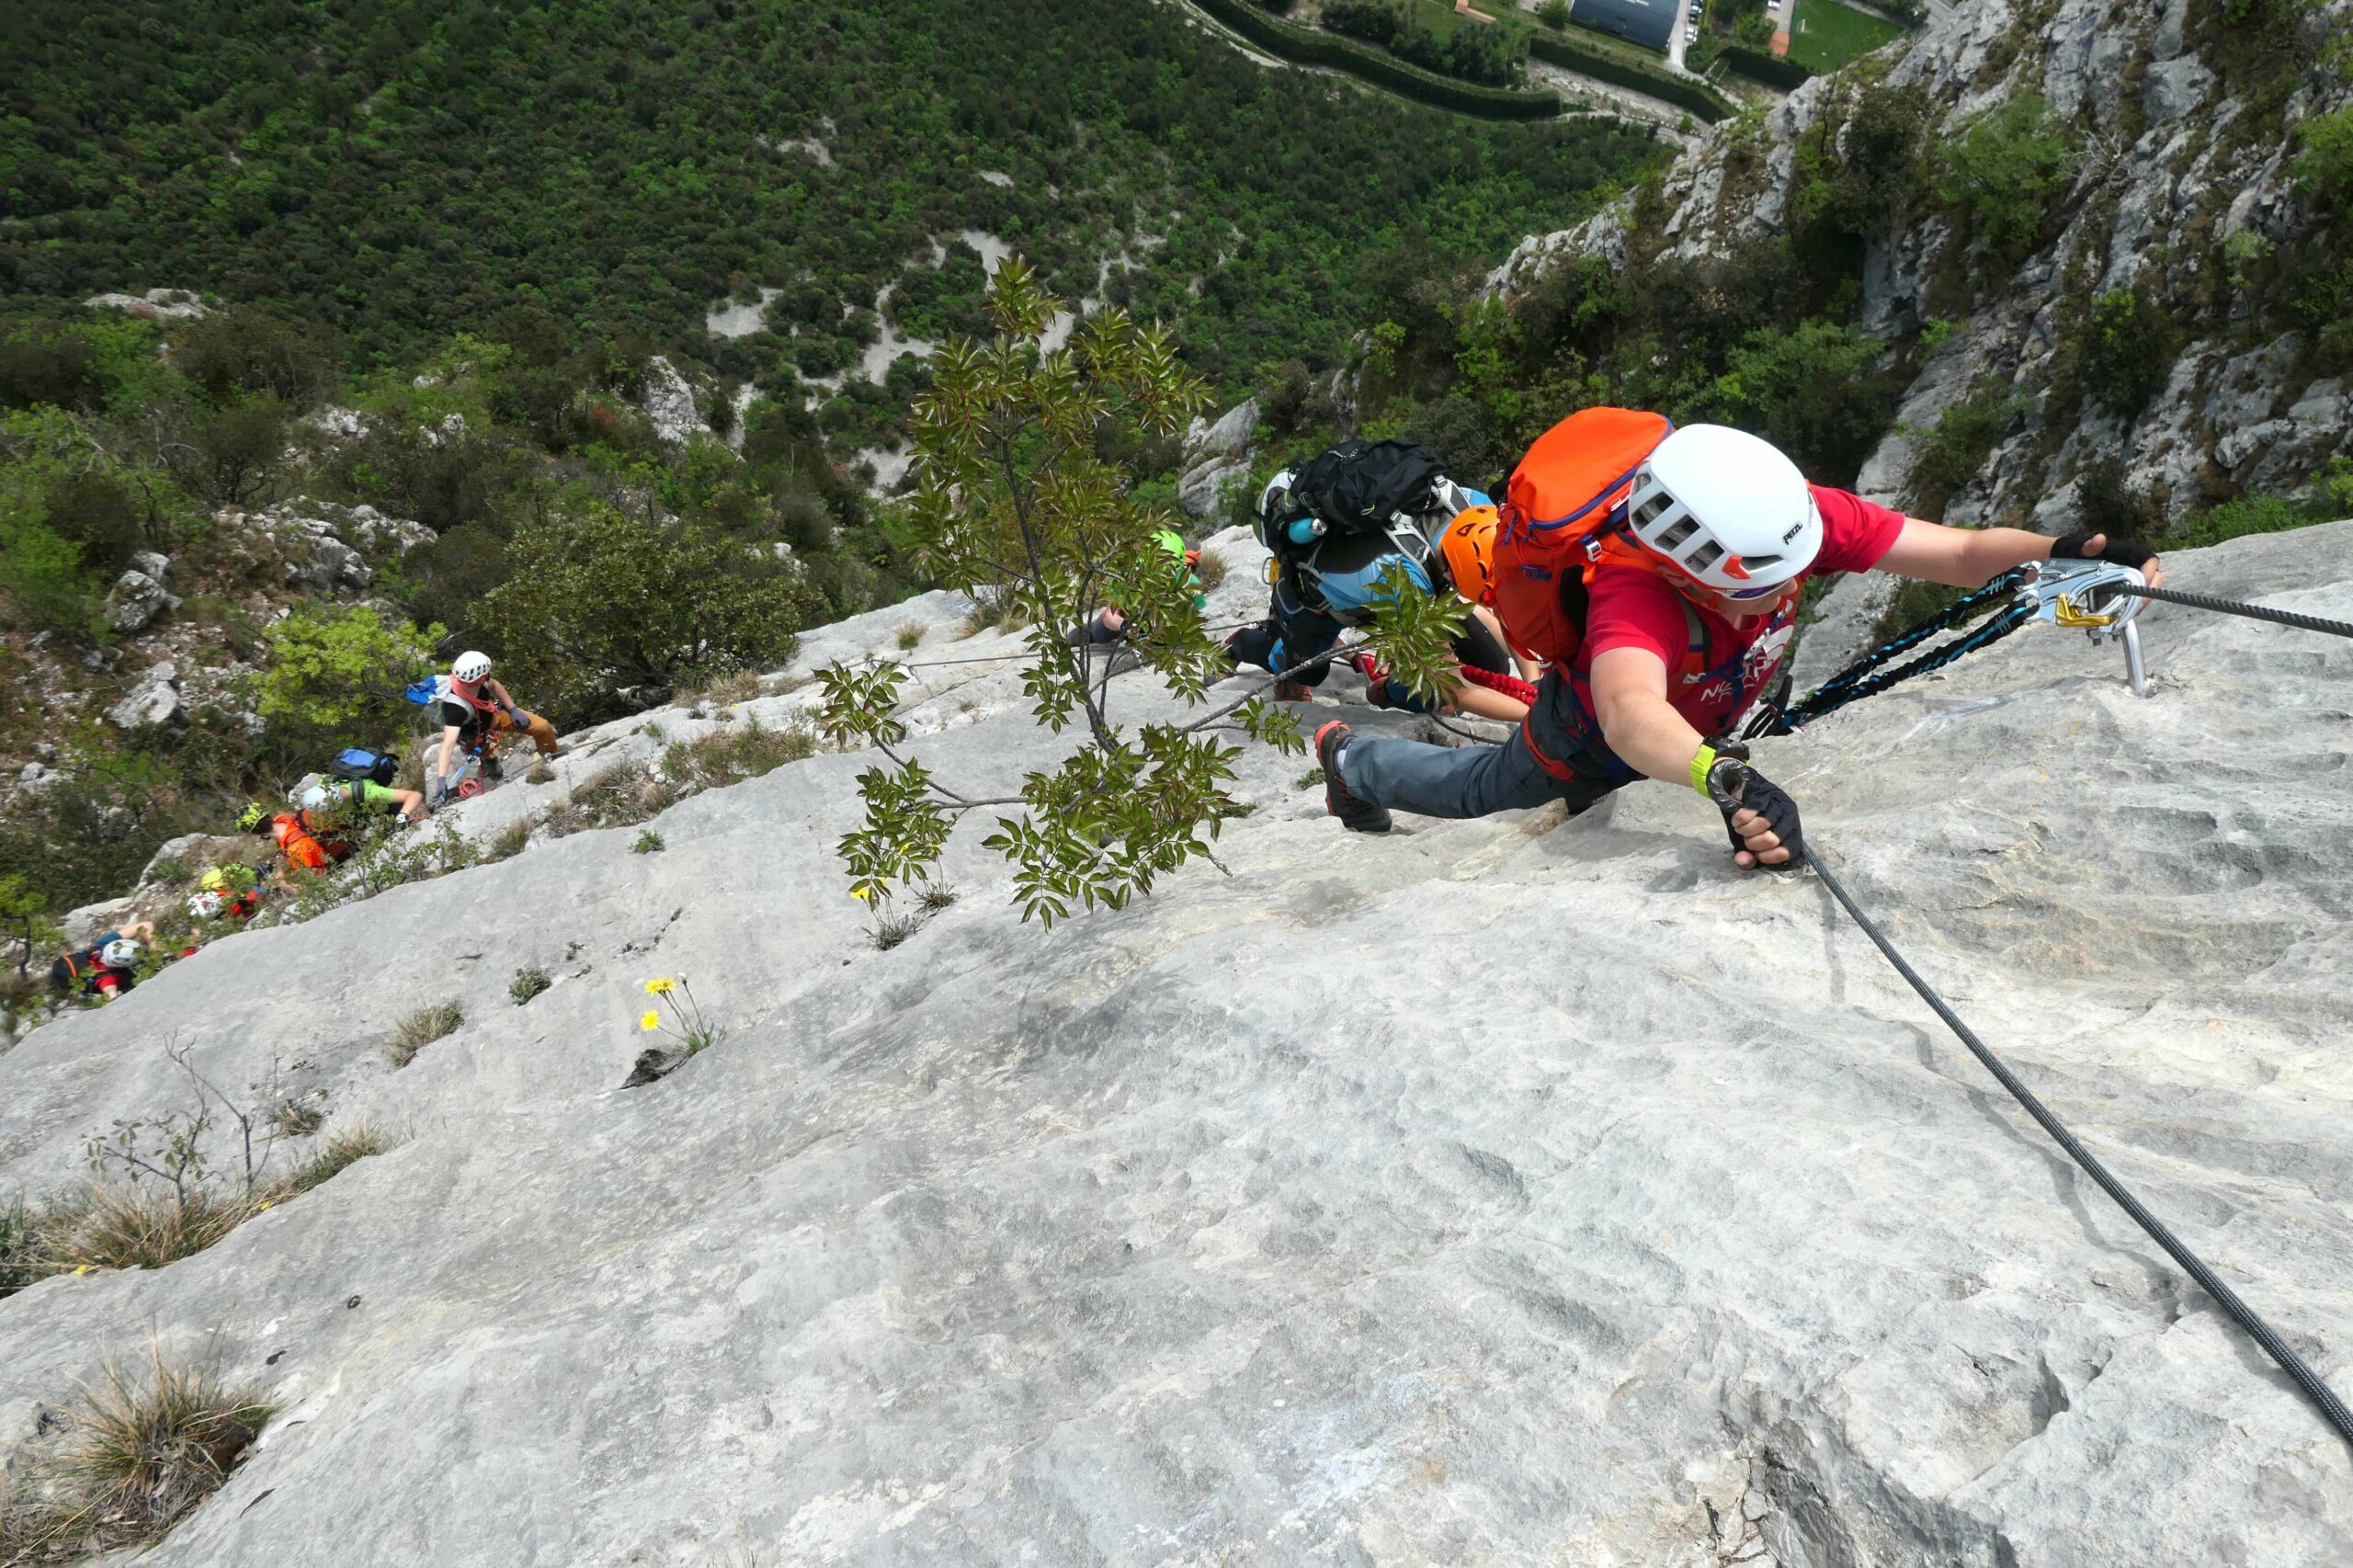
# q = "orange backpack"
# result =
<box><xmin>273</xmin><ymin>812</ymin><xmax>333</xmax><ymax>871</ymax></box>
<box><xmin>1491</xmin><ymin>407</ymin><xmax>1675</xmax><ymax>667</ymax></box>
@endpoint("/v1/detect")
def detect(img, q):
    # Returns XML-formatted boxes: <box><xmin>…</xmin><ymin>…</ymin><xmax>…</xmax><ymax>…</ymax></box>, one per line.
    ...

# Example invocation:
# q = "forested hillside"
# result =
<box><xmin>0</xmin><ymin>0</ymin><xmax>1659</xmax><ymax>937</ymax></box>
<box><xmin>0</xmin><ymin>0</ymin><xmax>1655</xmax><ymax>392</ymax></box>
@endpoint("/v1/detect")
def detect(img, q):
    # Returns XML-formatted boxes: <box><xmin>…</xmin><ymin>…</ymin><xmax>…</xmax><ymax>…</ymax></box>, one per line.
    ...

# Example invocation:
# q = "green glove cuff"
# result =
<box><xmin>1688</xmin><ymin>744</ymin><xmax>1719</xmax><ymax>798</ymax></box>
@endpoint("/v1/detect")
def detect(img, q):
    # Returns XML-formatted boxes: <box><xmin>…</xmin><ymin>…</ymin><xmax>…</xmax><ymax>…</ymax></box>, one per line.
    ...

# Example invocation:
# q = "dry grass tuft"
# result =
<box><xmin>486</xmin><ymin>820</ymin><xmax>531</xmax><ymax>861</ymax></box>
<box><xmin>868</xmin><ymin>911</ymin><xmax>926</xmax><ymax>951</ymax></box>
<box><xmin>894</xmin><ymin>622</ymin><xmax>926</xmax><ymax>651</ymax></box>
<box><xmin>0</xmin><ymin>1347</ymin><xmax>273</xmax><ymax>1561</ymax></box>
<box><xmin>388</xmin><ymin>1002</ymin><xmax>462</xmax><ymax>1067</ymax></box>
<box><xmin>269</xmin><ymin>1100</ymin><xmax>324</xmax><ymax>1140</ymax></box>
<box><xmin>17</xmin><ymin>1187</ymin><xmax>262</xmax><ymax>1283</ymax></box>
<box><xmin>684</xmin><ymin>667</ymin><xmax>766</xmax><ymax>708</ymax></box>
<box><xmin>289</xmin><ymin>1123</ymin><xmax>391</xmax><ymax>1193</ymax></box>
<box><xmin>0</xmin><ymin>1122</ymin><xmax>397</xmax><ymax>1298</ymax></box>
<box><xmin>540</xmin><ymin>722</ymin><xmax>818</xmax><ymax>840</ymax></box>
<box><xmin>1194</xmin><ymin>549</ymin><xmax>1228</xmax><ymax>591</ymax></box>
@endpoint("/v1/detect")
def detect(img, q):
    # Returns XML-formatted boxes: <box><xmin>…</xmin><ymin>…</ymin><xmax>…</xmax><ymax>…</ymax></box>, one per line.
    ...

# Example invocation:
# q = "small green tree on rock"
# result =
<box><xmin>817</xmin><ymin>257</ymin><xmax>1467</xmax><ymax>926</ymax></box>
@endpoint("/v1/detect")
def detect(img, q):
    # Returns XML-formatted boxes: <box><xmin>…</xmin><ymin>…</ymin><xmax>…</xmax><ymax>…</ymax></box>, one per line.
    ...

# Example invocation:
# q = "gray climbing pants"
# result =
<box><xmin>1340</xmin><ymin>723</ymin><xmax>1625</xmax><ymax>821</ymax></box>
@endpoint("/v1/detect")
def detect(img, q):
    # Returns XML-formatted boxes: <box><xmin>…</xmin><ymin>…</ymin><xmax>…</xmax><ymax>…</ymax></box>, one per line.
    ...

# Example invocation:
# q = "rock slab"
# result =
<box><xmin>2</xmin><ymin>524</ymin><xmax>2351</xmax><ymax>1566</ymax></box>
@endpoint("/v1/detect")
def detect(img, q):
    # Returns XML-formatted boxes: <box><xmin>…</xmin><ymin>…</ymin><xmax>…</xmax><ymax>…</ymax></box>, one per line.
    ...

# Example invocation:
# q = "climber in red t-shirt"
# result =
<box><xmin>1313</xmin><ymin>423</ymin><xmax>2163</xmax><ymax>865</ymax></box>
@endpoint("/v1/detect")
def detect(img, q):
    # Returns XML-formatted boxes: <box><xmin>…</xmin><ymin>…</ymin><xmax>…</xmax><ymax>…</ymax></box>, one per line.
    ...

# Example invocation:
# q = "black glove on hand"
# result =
<box><xmin>1714</xmin><ymin>764</ymin><xmax>1806</xmax><ymax>869</ymax></box>
<box><xmin>2050</xmin><ymin>531</ymin><xmax>2157</xmax><ymax>572</ymax></box>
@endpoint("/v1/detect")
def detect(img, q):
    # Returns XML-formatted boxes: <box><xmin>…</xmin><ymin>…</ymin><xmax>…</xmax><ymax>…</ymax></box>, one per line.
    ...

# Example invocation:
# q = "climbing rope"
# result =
<box><xmin>1744</xmin><ymin>575</ymin><xmax>2034</xmax><ymax>740</ymax></box>
<box><xmin>1803</xmin><ymin>841</ymin><xmax>2353</xmax><ymax>1453</ymax></box>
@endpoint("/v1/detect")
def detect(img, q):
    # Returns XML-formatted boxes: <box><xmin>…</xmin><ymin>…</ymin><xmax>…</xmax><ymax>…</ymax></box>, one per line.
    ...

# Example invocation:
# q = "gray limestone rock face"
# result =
<box><xmin>1481</xmin><ymin>0</ymin><xmax>2353</xmax><ymax>531</ymax></box>
<box><xmin>131</xmin><ymin>550</ymin><xmax>171</xmax><ymax>580</ymax></box>
<box><xmin>1178</xmin><ymin>396</ymin><xmax>1261</xmax><ymax>518</ymax></box>
<box><xmin>281</xmin><ymin>535</ymin><xmax>370</xmax><ymax>593</ymax></box>
<box><xmin>1788</xmin><ymin>568</ymin><xmax>1898</xmax><ymax>692</ymax></box>
<box><xmin>81</xmin><ymin>287</ymin><xmax>207</xmax><ymax>321</ymax></box>
<box><xmin>102</xmin><ymin>661</ymin><xmax>181</xmax><ymax>730</ymax></box>
<box><xmin>106</xmin><ymin>568</ymin><xmax>174</xmax><ymax>633</ymax></box>
<box><xmin>55</xmin><ymin>895</ymin><xmax>136</xmax><ymax>951</ymax></box>
<box><xmin>1</xmin><ymin>524</ymin><xmax>2350</xmax><ymax>1565</ymax></box>
<box><xmin>640</xmin><ymin>356</ymin><xmax>705</xmax><ymax>445</ymax></box>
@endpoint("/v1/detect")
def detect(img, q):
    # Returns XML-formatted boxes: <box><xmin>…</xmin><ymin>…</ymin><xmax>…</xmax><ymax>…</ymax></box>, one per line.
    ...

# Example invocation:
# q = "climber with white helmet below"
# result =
<box><xmin>1314</xmin><ymin>414</ymin><xmax>2163</xmax><ymax>860</ymax></box>
<box><xmin>48</xmin><ymin>921</ymin><xmax>156</xmax><ymax>1003</ymax></box>
<box><xmin>432</xmin><ymin>650</ymin><xmax>562</xmax><ymax>806</ymax></box>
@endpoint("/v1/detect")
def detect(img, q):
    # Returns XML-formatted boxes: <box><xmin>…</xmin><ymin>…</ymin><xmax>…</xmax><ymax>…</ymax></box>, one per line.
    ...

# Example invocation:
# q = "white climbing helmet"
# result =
<box><xmin>301</xmin><ymin>785</ymin><xmax>331</xmax><ymax>811</ymax></box>
<box><xmin>188</xmin><ymin>891</ymin><xmax>226</xmax><ymax>920</ymax></box>
<box><xmin>453</xmin><ymin>650</ymin><xmax>494</xmax><ymax>683</ymax></box>
<box><xmin>101</xmin><ymin>938</ymin><xmax>141</xmax><ymax>969</ymax></box>
<box><xmin>1624</xmin><ymin>425</ymin><xmax>1822</xmax><ymax>597</ymax></box>
<box><xmin>1258</xmin><ymin>469</ymin><xmax>1296</xmax><ymax>523</ymax></box>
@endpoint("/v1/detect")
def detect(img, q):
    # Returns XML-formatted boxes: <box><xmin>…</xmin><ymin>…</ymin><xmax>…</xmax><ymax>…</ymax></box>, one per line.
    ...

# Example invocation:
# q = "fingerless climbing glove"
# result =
<box><xmin>2050</xmin><ymin>532</ymin><xmax>2157</xmax><ymax>572</ymax></box>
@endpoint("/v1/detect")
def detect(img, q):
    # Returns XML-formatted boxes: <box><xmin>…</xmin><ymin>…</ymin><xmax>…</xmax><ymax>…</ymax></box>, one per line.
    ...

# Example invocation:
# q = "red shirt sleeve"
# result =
<box><xmin>1810</xmin><ymin>485</ymin><xmax>1906</xmax><ymax>575</ymax></box>
<box><xmin>1581</xmin><ymin>565</ymin><xmax>1699</xmax><ymax>665</ymax></box>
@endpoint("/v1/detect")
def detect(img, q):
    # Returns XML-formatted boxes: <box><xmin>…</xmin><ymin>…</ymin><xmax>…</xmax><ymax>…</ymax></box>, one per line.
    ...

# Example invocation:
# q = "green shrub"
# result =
<box><xmin>510</xmin><ymin>967</ymin><xmax>551</xmax><ymax>1006</ymax></box>
<box><xmin>1935</xmin><ymin>95</ymin><xmax>2077</xmax><ymax>255</ymax></box>
<box><xmin>172</xmin><ymin>308</ymin><xmax>338</xmax><ymax>409</ymax></box>
<box><xmin>472</xmin><ymin>501</ymin><xmax>814</xmax><ymax>725</ymax></box>
<box><xmin>2291</xmin><ymin>107</ymin><xmax>2353</xmax><ymax>208</ymax></box>
<box><xmin>255</xmin><ymin>606</ymin><xmax>443</xmax><ymax>742</ymax></box>
<box><xmin>2165</xmin><ymin>494</ymin><xmax>2325</xmax><ymax>551</ymax></box>
<box><xmin>632</xmin><ymin>830</ymin><xmax>665</xmax><ymax>854</ymax></box>
<box><xmin>2078</xmin><ymin>285</ymin><xmax>2180</xmax><ymax>416</ymax></box>
<box><xmin>1191</xmin><ymin>0</ymin><xmax>1566</xmax><ymax>119</ymax></box>
<box><xmin>0</xmin><ymin>517</ymin><xmax>102</xmax><ymax>634</ymax></box>
<box><xmin>1695</xmin><ymin>318</ymin><xmax>1897</xmax><ymax>486</ymax></box>
<box><xmin>1904</xmin><ymin>381</ymin><xmax>2023</xmax><ymax>514</ymax></box>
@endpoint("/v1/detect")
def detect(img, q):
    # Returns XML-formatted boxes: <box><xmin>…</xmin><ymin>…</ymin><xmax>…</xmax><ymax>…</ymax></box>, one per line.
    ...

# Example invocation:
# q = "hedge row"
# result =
<box><xmin>1190</xmin><ymin>0</ymin><xmax>1564</xmax><ymax>121</ymax></box>
<box><xmin>1526</xmin><ymin>30</ymin><xmax>1734</xmax><ymax>122</ymax></box>
<box><xmin>1718</xmin><ymin>44</ymin><xmax>1814</xmax><ymax>89</ymax></box>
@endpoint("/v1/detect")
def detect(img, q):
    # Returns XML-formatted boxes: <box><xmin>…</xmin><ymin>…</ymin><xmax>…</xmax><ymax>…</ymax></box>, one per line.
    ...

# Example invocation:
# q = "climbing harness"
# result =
<box><xmin>1699</xmin><ymin>760</ymin><xmax>2353</xmax><ymax>1453</ymax></box>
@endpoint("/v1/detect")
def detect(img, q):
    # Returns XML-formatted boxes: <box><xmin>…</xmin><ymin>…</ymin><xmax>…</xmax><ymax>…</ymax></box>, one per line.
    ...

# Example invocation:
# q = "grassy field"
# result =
<box><xmin>1784</xmin><ymin>0</ymin><xmax>1905</xmax><ymax>71</ymax></box>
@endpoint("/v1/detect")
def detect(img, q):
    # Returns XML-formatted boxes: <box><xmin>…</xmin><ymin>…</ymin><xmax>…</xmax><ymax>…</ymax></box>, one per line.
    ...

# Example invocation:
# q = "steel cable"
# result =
<box><xmin>2115</xmin><ymin>584</ymin><xmax>2353</xmax><ymax>641</ymax></box>
<box><xmin>1804</xmin><ymin>845</ymin><xmax>2353</xmax><ymax>1453</ymax></box>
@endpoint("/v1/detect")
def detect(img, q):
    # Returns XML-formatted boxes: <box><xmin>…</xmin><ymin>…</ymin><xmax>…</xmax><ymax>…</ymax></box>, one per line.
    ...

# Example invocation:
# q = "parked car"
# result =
<box><xmin>1685</xmin><ymin>18</ymin><xmax>1699</xmax><ymax>36</ymax></box>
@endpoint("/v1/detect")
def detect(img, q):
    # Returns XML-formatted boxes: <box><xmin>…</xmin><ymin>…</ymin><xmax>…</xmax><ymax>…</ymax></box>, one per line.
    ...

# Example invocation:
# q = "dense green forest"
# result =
<box><xmin>0</xmin><ymin>0</ymin><xmax>1657</xmax><ymax>395</ymax></box>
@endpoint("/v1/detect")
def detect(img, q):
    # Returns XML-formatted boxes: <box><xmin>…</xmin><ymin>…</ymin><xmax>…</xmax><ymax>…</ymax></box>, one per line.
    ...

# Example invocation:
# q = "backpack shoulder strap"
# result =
<box><xmin>1674</xmin><ymin>593</ymin><xmax>1710</xmax><ymax>678</ymax></box>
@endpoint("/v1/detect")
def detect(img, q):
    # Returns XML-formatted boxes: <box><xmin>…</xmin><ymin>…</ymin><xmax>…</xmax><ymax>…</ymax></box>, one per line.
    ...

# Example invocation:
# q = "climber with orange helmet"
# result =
<box><xmin>1315</xmin><ymin>418</ymin><xmax>2163</xmax><ymax>861</ymax></box>
<box><xmin>1227</xmin><ymin>470</ymin><xmax>1533</xmax><ymax>721</ymax></box>
<box><xmin>432</xmin><ymin>651</ymin><xmax>560</xmax><ymax>806</ymax></box>
<box><xmin>241</xmin><ymin>799</ymin><xmax>352</xmax><ymax>873</ymax></box>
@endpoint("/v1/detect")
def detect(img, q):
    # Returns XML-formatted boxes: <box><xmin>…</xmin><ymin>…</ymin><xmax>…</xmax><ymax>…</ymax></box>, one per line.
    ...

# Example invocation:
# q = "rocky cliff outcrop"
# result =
<box><xmin>1491</xmin><ymin>0</ymin><xmax>2353</xmax><ymax>527</ymax></box>
<box><xmin>1</xmin><ymin>519</ymin><xmax>2348</xmax><ymax>1563</ymax></box>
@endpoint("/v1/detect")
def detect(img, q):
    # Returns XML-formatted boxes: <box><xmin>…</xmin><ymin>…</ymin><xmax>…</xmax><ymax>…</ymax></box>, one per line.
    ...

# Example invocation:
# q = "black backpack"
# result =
<box><xmin>331</xmin><ymin>747</ymin><xmax>399</xmax><ymax>787</ymax></box>
<box><xmin>1288</xmin><ymin>439</ymin><xmax>1449</xmax><ymax>540</ymax></box>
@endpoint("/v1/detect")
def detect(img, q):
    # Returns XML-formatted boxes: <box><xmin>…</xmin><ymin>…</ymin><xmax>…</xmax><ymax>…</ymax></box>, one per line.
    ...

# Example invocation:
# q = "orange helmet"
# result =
<box><xmin>1436</xmin><ymin>505</ymin><xmax>1500</xmax><ymax>604</ymax></box>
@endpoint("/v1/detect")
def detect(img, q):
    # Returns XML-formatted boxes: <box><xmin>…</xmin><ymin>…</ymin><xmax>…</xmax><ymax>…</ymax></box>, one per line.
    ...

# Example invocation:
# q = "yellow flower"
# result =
<box><xmin>641</xmin><ymin>1010</ymin><xmax>662</xmax><ymax>1030</ymax></box>
<box><xmin>642</xmin><ymin>977</ymin><xmax>676</xmax><ymax>995</ymax></box>
<box><xmin>851</xmin><ymin>885</ymin><xmax>873</xmax><ymax>902</ymax></box>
